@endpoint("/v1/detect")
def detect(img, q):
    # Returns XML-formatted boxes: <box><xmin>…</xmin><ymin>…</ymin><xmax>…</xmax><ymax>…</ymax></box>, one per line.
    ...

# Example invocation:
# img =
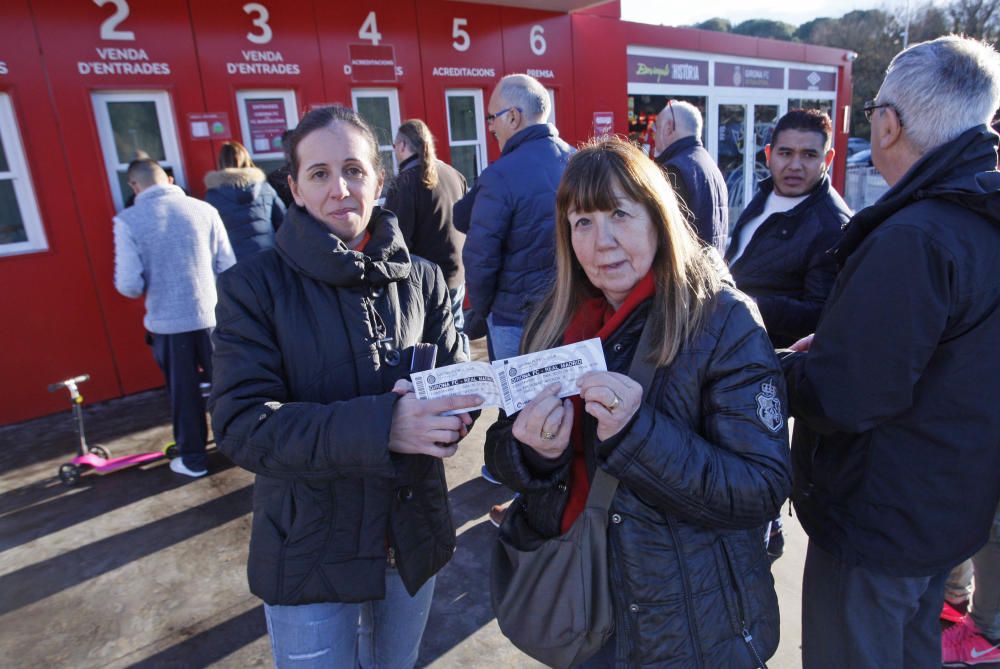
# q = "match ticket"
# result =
<box><xmin>410</xmin><ymin>338</ymin><xmax>607</xmax><ymax>415</ymax></box>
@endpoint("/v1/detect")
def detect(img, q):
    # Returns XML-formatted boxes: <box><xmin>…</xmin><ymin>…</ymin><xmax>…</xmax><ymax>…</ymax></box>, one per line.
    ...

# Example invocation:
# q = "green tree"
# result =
<box><xmin>947</xmin><ymin>0</ymin><xmax>999</xmax><ymax>41</ymax></box>
<box><xmin>733</xmin><ymin>19</ymin><xmax>796</xmax><ymax>41</ymax></box>
<box><xmin>795</xmin><ymin>17</ymin><xmax>834</xmax><ymax>43</ymax></box>
<box><xmin>694</xmin><ymin>18</ymin><xmax>732</xmax><ymax>33</ymax></box>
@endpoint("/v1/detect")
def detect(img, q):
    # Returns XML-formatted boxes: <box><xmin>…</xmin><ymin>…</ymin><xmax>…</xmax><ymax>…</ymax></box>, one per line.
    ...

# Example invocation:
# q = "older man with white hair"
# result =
<box><xmin>654</xmin><ymin>100</ymin><xmax>728</xmax><ymax>252</ymax></box>
<box><xmin>781</xmin><ymin>36</ymin><xmax>1000</xmax><ymax>668</ymax></box>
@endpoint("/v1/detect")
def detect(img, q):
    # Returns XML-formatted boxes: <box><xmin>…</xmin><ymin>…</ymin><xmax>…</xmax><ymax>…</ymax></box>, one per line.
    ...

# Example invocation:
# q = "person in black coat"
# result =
<box><xmin>209</xmin><ymin>106</ymin><xmax>477</xmax><ymax>669</ymax></box>
<box><xmin>726</xmin><ymin>109</ymin><xmax>851</xmax><ymax>350</ymax></box>
<box><xmin>653</xmin><ymin>100</ymin><xmax>729</xmax><ymax>252</ymax></box>
<box><xmin>383</xmin><ymin>119</ymin><xmax>468</xmax><ymax>345</ymax></box>
<box><xmin>204</xmin><ymin>140</ymin><xmax>285</xmax><ymax>261</ymax></box>
<box><xmin>485</xmin><ymin>137</ymin><xmax>791</xmax><ymax>667</ymax></box>
<box><xmin>781</xmin><ymin>36</ymin><xmax>1000</xmax><ymax>669</ymax></box>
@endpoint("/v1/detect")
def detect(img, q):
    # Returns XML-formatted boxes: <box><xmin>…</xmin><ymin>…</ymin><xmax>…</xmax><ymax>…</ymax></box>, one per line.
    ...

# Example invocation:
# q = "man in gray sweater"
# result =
<box><xmin>113</xmin><ymin>159</ymin><xmax>235</xmax><ymax>477</ymax></box>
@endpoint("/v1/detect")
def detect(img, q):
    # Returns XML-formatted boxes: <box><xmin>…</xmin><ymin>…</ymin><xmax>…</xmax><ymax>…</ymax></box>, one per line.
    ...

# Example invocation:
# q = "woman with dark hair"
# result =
<box><xmin>204</xmin><ymin>140</ymin><xmax>285</xmax><ymax>260</ymax></box>
<box><xmin>485</xmin><ymin>137</ymin><xmax>791</xmax><ymax>667</ymax></box>
<box><xmin>384</xmin><ymin>119</ymin><xmax>468</xmax><ymax>344</ymax></box>
<box><xmin>210</xmin><ymin>106</ymin><xmax>477</xmax><ymax>668</ymax></box>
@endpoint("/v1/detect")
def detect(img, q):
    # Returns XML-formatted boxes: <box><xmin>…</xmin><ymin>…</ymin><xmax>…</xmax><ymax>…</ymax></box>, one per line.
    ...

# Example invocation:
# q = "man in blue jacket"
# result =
<box><xmin>463</xmin><ymin>73</ymin><xmax>573</xmax><ymax>362</ymax></box>
<box><xmin>782</xmin><ymin>36</ymin><xmax>1000</xmax><ymax>669</ymax></box>
<box><xmin>654</xmin><ymin>100</ymin><xmax>728</xmax><ymax>252</ymax></box>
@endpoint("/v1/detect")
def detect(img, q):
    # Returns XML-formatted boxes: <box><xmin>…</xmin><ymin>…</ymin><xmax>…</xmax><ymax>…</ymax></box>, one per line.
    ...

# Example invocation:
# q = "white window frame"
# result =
<box><xmin>91</xmin><ymin>90</ymin><xmax>185</xmax><ymax>213</ymax></box>
<box><xmin>445</xmin><ymin>89</ymin><xmax>487</xmax><ymax>179</ymax></box>
<box><xmin>236</xmin><ymin>89</ymin><xmax>299</xmax><ymax>165</ymax></box>
<box><xmin>546</xmin><ymin>87</ymin><xmax>556</xmax><ymax>126</ymax></box>
<box><xmin>0</xmin><ymin>93</ymin><xmax>46</xmax><ymax>256</ymax></box>
<box><xmin>351</xmin><ymin>88</ymin><xmax>401</xmax><ymax>174</ymax></box>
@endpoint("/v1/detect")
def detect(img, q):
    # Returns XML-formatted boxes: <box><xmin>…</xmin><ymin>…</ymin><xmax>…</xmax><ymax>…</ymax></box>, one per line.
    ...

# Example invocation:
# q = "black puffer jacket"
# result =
<box><xmin>655</xmin><ymin>135</ymin><xmax>729</xmax><ymax>253</ymax></box>
<box><xmin>726</xmin><ymin>175</ymin><xmax>851</xmax><ymax>348</ymax></box>
<box><xmin>485</xmin><ymin>288</ymin><xmax>792</xmax><ymax>668</ymax></box>
<box><xmin>210</xmin><ymin>206</ymin><xmax>465</xmax><ymax>605</ymax></box>
<box><xmin>383</xmin><ymin>155</ymin><xmax>468</xmax><ymax>289</ymax></box>
<box><xmin>204</xmin><ymin>167</ymin><xmax>285</xmax><ymax>261</ymax></box>
<box><xmin>783</xmin><ymin>126</ymin><xmax>1000</xmax><ymax>576</ymax></box>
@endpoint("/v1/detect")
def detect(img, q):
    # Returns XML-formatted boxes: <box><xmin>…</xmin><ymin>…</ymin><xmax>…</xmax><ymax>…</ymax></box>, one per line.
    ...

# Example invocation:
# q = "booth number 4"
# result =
<box><xmin>358</xmin><ymin>11</ymin><xmax>547</xmax><ymax>56</ymax></box>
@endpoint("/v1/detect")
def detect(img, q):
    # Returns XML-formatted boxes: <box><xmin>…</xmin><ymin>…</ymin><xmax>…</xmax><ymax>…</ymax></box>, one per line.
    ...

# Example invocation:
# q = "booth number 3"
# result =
<box><xmin>358</xmin><ymin>11</ymin><xmax>548</xmax><ymax>56</ymax></box>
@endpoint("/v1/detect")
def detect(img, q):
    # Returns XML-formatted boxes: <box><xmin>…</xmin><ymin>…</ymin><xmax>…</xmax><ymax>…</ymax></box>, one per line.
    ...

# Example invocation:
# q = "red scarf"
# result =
<box><xmin>559</xmin><ymin>271</ymin><xmax>656</xmax><ymax>533</ymax></box>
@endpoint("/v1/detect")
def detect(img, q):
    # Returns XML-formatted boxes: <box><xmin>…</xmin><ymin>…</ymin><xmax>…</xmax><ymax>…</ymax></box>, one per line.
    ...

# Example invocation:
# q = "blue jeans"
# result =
<box><xmin>486</xmin><ymin>314</ymin><xmax>523</xmax><ymax>362</ymax></box>
<box><xmin>801</xmin><ymin>541</ymin><xmax>948</xmax><ymax>669</ymax></box>
<box><xmin>263</xmin><ymin>570</ymin><xmax>435</xmax><ymax>669</ymax></box>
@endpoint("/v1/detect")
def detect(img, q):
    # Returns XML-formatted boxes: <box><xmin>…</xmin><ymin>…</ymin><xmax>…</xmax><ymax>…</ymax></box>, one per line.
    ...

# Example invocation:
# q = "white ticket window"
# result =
<box><xmin>546</xmin><ymin>88</ymin><xmax>556</xmax><ymax>126</ymax></box>
<box><xmin>91</xmin><ymin>91</ymin><xmax>185</xmax><ymax>212</ymax></box>
<box><xmin>236</xmin><ymin>90</ymin><xmax>298</xmax><ymax>174</ymax></box>
<box><xmin>0</xmin><ymin>94</ymin><xmax>46</xmax><ymax>256</ymax></box>
<box><xmin>351</xmin><ymin>89</ymin><xmax>401</xmax><ymax>175</ymax></box>
<box><xmin>445</xmin><ymin>89</ymin><xmax>487</xmax><ymax>184</ymax></box>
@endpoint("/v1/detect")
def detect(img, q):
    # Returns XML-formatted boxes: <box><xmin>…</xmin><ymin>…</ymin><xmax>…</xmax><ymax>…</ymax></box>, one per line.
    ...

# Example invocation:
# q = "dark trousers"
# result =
<box><xmin>150</xmin><ymin>329</ymin><xmax>212</xmax><ymax>470</ymax></box>
<box><xmin>802</xmin><ymin>540</ymin><xmax>949</xmax><ymax>669</ymax></box>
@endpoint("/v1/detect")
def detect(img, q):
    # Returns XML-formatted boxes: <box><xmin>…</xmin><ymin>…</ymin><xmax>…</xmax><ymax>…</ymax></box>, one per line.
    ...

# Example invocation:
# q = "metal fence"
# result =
<box><xmin>844</xmin><ymin>164</ymin><xmax>890</xmax><ymax>211</ymax></box>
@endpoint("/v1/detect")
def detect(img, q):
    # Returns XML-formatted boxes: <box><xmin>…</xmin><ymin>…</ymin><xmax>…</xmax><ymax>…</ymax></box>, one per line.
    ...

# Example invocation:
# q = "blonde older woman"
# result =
<box><xmin>485</xmin><ymin>137</ymin><xmax>791</xmax><ymax>668</ymax></box>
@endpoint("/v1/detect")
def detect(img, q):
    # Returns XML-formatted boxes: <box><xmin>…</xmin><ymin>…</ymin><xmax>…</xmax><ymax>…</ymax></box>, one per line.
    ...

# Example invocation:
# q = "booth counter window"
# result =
<box><xmin>0</xmin><ymin>93</ymin><xmax>46</xmax><ymax>256</ymax></box>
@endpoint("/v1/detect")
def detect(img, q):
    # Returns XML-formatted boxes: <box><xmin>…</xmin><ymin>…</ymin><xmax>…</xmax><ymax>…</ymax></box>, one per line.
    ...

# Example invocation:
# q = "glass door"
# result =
<box><xmin>351</xmin><ymin>88</ymin><xmax>401</xmax><ymax>176</ymax></box>
<box><xmin>716</xmin><ymin>102</ymin><xmax>747</xmax><ymax>221</ymax></box>
<box><xmin>91</xmin><ymin>91</ymin><xmax>185</xmax><ymax>212</ymax></box>
<box><xmin>0</xmin><ymin>93</ymin><xmax>46</xmax><ymax>255</ymax></box>
<box><xmin>445</xmin><ymin>89</ymin><xmax>487</xmax><ymax>185</ymax></box>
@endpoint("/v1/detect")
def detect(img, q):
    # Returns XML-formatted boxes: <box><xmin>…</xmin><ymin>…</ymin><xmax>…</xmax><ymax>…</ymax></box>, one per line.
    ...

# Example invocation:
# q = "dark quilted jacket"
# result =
<box><xmin>210</xmin><ymin>205</ymin><xmax>465</xmax><ymax>605</ymax></box>
<box><xmin>485</xmin><ymin>287</ymin><xmax>792</xmax><ymax>667</ymax></box>
<box><xmin>655</xmin><ymin>135</ymin><xmax>729</xmax><ymax>253</ymax></box>
<box><xmin>726</xmin><ymin>175</ymin><xmax>851</xmax><ymax>348</ymax></box>
<box><xmin>462</xmin><ymin>124</ymin><xmax>573</xmax><ymax>324</ymax></box>
<box><xmin>204</xmin><ymin>167</ymin><xmax>286</xmax><ymax>261</ymax></box>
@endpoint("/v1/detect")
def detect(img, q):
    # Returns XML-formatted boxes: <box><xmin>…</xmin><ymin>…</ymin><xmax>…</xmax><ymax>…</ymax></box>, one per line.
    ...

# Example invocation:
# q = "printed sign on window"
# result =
<box><xmin>187</xmin><ymin>112</ymin><xmax>232</xmax><ymax>140</ymax></box>
<box><xmin>245</xmin><ymin>99</ymin><xmax>287</xmax><ymax>154</ymax></box>
<box><xmin>593</xmin><ymin>112</ymin><xmax>614</xmax><ymax>139</ymax></box>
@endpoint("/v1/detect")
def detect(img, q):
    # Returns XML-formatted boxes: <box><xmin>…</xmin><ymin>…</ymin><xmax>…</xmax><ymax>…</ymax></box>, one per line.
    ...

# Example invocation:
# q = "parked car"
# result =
<box><xmin>847</xmin><ymin>137</ymin><xmax>871</xmax><ymax>156</ymax></box>
<box><xmin>847</xmin><ymin>148</ymin><xmax>872</xmax><ymax>166</ymax></box>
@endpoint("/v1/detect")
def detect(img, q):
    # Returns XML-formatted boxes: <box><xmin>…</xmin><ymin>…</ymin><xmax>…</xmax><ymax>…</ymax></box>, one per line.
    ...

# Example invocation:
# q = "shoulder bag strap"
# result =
<box><xmin>587</xmin><ymin>315</ymin><xmax>660</xmax><ymax>511</ymax></box>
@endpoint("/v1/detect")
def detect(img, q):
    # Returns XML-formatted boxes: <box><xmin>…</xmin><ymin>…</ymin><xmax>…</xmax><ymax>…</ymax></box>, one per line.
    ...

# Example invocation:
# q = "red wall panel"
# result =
<box><xmin>188</xmin><ymin>0</ymin><xmax>326</xmax><ymax>182</ymax></box>
<box><xmin>416</xmin><ymin>0</ymin><xmax>504</xmax><ymax>166</ymax></box>
<box><xmin>30</xmin><ymin>0</ymin><xmax>209</xmax><ymax>398</ymax></box>
<box><xmin>500</xmin><ymin>7</ymin><xmax>576</xmax><ymax>143</ymax></box>
<box><xmin>315</xmin><ymin>1</ymin><xmax>426</xmax><ymax>120</ymax></box>
<box><xmin>0</xmin><ymin>0</ymin><xmax>121</xmax><ymax>424</ymax></box>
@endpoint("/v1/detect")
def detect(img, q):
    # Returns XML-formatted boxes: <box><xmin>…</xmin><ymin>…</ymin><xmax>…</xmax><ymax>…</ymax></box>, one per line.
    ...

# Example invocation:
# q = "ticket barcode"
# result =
<box><xmin>413</xmin><ymin>376</ymin><xmax>427</xmax><ymax>397</ymax></box>
<box><xmin>498</xmin><ymin>372</ymin><xmax>513</xmax><ymax>408</ymax></box>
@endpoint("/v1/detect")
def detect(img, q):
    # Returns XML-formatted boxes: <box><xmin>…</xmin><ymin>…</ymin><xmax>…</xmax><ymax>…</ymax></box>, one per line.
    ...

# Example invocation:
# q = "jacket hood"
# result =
<box><xmin>204</xmin><ymin>167</ymin><xmax>267</xmax><ymax>191</ymax></box>
<box><xmin>274</xmin><ymin>205</ymin><xmax>411</xmax><ymax>287</ymax></box>
<box><xmin>833</xmin><ymin>125</ymin><xmax>1000</xmax><ymax>263</ymax></box>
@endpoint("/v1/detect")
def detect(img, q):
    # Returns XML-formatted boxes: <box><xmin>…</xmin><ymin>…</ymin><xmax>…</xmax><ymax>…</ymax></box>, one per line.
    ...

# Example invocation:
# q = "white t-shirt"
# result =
<box><xmin>728</xmin><ymin>191</ymin><xmax>808</xmax><ymax>263</ymax></box>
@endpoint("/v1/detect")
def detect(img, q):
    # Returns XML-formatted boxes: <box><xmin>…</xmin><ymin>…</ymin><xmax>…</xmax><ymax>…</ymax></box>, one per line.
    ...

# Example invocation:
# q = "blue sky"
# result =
<box><xmin>619</xmin><ymin>0</ymin><xmax>939</xmax><ymax>28</ymax></box>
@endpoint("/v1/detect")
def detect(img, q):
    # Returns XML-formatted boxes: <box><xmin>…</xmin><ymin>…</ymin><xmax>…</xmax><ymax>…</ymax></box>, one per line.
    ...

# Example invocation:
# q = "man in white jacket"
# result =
<box><xmin>113</xmin><ymin>158</ymin><xmax>235</xmax><ymax>477</ymax></box>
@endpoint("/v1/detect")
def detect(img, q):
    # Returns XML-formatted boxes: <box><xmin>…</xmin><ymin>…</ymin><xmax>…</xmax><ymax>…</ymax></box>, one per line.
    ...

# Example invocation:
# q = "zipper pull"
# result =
<box><xmin>387</xmin><ymin>546</ymin><xmax>396</xmax><ymax>568</ymax></box>
<box><xmin>742</xmin><ymin>627</ymin><xmax>753</xmax><ymax>643</ymax></box>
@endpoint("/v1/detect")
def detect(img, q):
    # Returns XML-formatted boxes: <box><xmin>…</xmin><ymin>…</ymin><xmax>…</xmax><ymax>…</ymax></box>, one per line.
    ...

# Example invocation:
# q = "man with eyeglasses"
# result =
<box><xmin>462</xmin><ymin>74</ymin><xmax>573</xmax><ymax>520</ymax></box>
<box><xmin>653</xmin><ymin>100</ymin><xmax>728</xmax><ymax>252</ymax></box>
<box><xmin>781</xmin><ymin>36</ymin><xmax>1000</xmax><ymax>668</ymax></box>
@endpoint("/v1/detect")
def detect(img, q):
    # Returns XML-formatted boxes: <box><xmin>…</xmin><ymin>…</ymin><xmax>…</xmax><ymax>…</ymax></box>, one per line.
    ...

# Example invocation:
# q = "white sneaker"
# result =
<box><xmin>169</xmin><ymin>457</ymin><xmax>207</xmax><ymax>478</ymax></box>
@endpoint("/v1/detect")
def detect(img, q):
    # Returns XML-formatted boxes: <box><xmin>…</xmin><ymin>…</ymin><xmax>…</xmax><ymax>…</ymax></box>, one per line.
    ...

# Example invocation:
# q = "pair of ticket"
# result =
<box><xmin>410</xmin><ymin>338</ymin><xmax>607</xmax><ymax>415</ymax></box>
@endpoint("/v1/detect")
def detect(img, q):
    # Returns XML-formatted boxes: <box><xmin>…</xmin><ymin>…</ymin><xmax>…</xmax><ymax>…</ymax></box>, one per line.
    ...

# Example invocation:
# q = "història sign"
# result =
<box><xmin>627</xmin><ymin>54</ymin><xmax>708</xmax><ymax>85</ymax></box>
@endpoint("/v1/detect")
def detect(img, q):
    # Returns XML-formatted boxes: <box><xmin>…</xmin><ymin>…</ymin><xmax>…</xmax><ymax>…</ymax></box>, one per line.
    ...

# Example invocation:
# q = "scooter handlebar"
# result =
<box><xmin>48</xmin><ymin>374</ymin><xmax>91</xmax><ymax>392</ymax></box>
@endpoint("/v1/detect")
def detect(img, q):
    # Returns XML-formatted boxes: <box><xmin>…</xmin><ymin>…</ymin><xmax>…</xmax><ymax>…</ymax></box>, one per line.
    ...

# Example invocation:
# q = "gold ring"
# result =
<box><xmin>540</xmin><ymin>430</ymin><xmax>556</xmax><ymax>440</ymax></box>
<box><xmin>608</xmin><ymin>393</ymin><xmax>622</xmax><ymax>413</ymax></box>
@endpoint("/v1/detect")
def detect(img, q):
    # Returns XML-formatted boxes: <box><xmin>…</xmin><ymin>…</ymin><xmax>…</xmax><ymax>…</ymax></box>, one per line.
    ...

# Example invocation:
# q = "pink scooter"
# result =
<box><xmin>49</xmin><ymin>374</ymin><xmax>176</xmax><ymax>485</ymax></box>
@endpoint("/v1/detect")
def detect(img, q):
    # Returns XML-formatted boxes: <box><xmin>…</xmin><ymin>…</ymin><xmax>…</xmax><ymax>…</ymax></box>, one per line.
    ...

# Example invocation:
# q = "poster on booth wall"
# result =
<box><xmin>187</xmin><ymin>112</ymin><xmax>232</xmax><ymax>141</ymax></box>
<box><xmin>593</xmin><ymin>112</ymin><xmax>614</xmax><ymax>139</ymax></box>
<box><xmin>244</xmin><ymin>99</ymin><xmax>288</xmax><ymax>154</ymax></box>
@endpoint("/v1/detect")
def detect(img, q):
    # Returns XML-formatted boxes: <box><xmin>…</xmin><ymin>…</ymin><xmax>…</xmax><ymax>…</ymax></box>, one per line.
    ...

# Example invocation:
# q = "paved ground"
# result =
<box><xmin>0</xmin><ymin>338</ymin><xmax>808</xmax><ymax>668</ymax></box>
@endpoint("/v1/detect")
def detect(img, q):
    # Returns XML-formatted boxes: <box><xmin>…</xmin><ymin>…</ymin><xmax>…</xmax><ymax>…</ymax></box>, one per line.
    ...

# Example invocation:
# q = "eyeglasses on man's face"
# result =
<box><xmin>486</xmin><ymin>106</ymin><xmax>519</xmax><ymax>124</ymax></box>
<box><xmin>864</xmin><ymin>100</ymin><xmax>904</xmax><ymax>127</ymax></box>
